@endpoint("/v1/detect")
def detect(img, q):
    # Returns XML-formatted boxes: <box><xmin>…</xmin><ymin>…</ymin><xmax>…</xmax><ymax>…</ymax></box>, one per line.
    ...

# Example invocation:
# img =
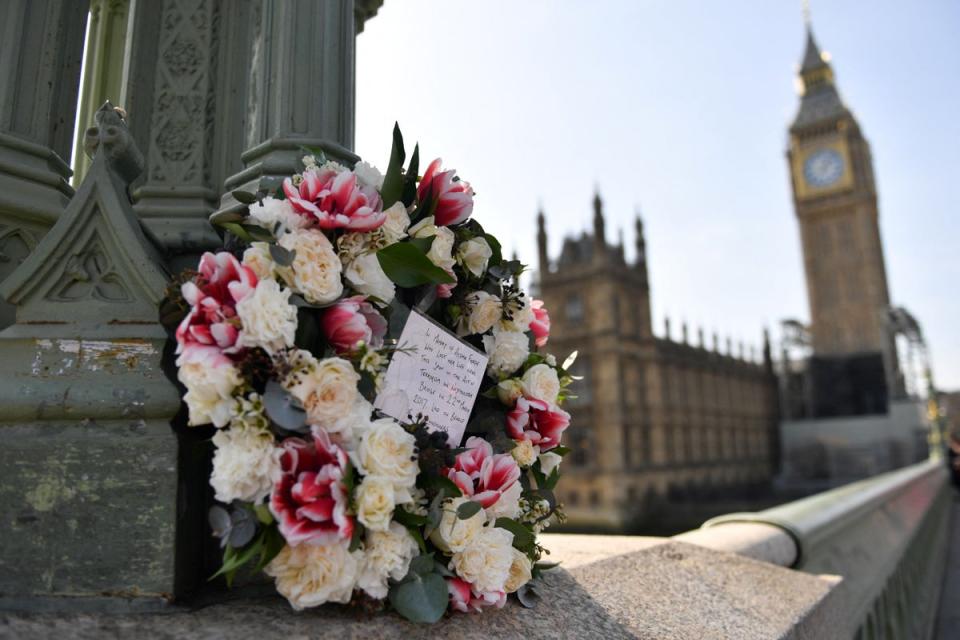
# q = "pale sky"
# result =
<box><xmin>355</xmin><ymin>1</ymin><xmax>960</xmax><ymax>389</ymax></box>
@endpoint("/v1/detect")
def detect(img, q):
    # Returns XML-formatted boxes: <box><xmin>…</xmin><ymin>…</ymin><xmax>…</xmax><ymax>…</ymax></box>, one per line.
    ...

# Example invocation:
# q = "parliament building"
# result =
<box><xmin>536</xmin><ymin>196</ymin><xmax>780</xmax><ymax>530</ymax></box>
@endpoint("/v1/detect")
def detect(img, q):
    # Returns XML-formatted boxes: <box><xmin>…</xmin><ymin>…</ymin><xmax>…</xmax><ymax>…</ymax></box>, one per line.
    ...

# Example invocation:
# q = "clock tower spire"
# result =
<box><xmin>786</xmin><ymin>22</ymin><xmax>900</xmax><ymax>415</ymax></box>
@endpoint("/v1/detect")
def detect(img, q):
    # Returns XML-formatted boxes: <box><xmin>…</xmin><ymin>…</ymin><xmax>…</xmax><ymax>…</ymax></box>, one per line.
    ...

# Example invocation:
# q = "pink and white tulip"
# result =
<box><xmin>283</xmin><ymin>166</ymin><xmax>385</xmax><ymax>232</ymax></box>
<box><xmin>321</xmin><ymin>296</ymin><xmax>387</xmax><ymax>354</ymax></box>
<box><xmin>447</xmin><ymin>578</ymin><xmax>506</xmax><ymax>613</ymax></box>
<box><xmin>448</xmin><ymin>437</ymin><xmax>521</xmax><ymax>509</ymax></box>
<box><xmin>529</xmin><ymin>300</ymin><xmax>550</xmax><ymax>348</ymax></box>
<box><xmin>417</xmin><ymin>158</ymin><xmax>474</xmax><ymax>227</ymax></box>
<box><xmin>506</xmin><ymin>397</ymin><xmax>570</xmax><ymax>451</ymax></box>
<box><xmin>176</xmin><ymin>252</ymin><xmax>257</xmax><ymax>355</ymax></box>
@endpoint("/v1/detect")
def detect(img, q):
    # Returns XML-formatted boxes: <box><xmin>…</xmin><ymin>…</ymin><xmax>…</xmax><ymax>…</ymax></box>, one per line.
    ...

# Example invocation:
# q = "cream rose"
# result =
<box><xmin>178</xmin><ymin>354</ymin><xmax>242</xmax><ymax>428</ymax></box>
<box><xmin>521</xmin><ymin>363</ymin><xmax>560</xmax><ymax>406</ymax></box>
<box><xmin>265</xmin><ymin>542</ymin><xmax>360</xmax><ymax>610</ymax></box>
<box><xmin>355</xmin><ymin>475</ymin><xmax>396</xmax><ymax>532</ymax></box>
<box><xmin>284</xmin><ymin>352</ymin><xmax>361</xmax><ymax>429</ymax></box>
<box><xmin>247</xmin><ymin>196</ymin><xmax>305</xmax><ymax>233</ymax></box>
<box><xmin>277</xmin><ymin>229</ymin><xmax>344</xmax><ymax>305</ymax></box>
<box><xmin>503</xmin><ymin>548</ymin><xmax>533</xmax><ymax>593</ymax></box>
<box><xmin>242</xmin><ymin>242</ymin><xmax>276</xmax><ymax>281</ymax></box>
<box><xmin>356</xmin><ymin>522</ymin><xmax>418</xmax><ymax>599</ymax></box>
<box><xmin>210</xmin><ymin>422</ymin><xmax>281</xmax><ymax>503</ymax></box>
<box><xmin>450</xmin><ymin>526</ymin><xmax>514</xmax><ymax>593</ymax></box>
<box><xmin>344</xmin><ymin>251</ymin><xmax>395</xmax><ymax>305</ymax></box>
<box><xmin>483</xmin><ymin>329</ymin><xmax>530</xmax><ymax>379</ymax></box>
<box><xmin>380</xmin><ymin>202</ymin><xmax>410</xmax><ymax>244</ymax></box>
<box><xmin>462</xmin><ymin>291</ymin><xmax>502</xmax><ymax>336</ymax></box>
<box><xmin>510</xmin><ymin>439</ymin><xmax>539</xmax><ymax>468</ymax></box>
<box><xmin>430</xmin><ymin>496</ymin><xmax>485</xmax><ymax>553</ymax></box>
<box><xmin>409</xmin><ymin>216</ymin><xmax>455</xmax><ymax>270</ymax></box>
<box><xmin>496</xmin><ymin>378</ymin><xmax>523</xmax><ymax>406</ymax></box>
<box><xmin>235</xmin><ymin>279</ymin><xmax>297</xmax><ymax>354</ymax></box>
<box><xmin>353</xmin><ymin>418</ymin><xmax>418</xmax><ymax>501</ymax></box>
<box><xmin>456</xmin><ymin>237</ymin><xmax>492</xmax><ymax>277</ymax></box>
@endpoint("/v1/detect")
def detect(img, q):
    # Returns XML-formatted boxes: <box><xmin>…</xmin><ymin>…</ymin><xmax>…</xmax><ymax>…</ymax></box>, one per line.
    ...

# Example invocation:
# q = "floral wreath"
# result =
<box><xmin>164</xmin><ymin>125</ymin><xmax>579</xmax><ymax>622</ymax></box>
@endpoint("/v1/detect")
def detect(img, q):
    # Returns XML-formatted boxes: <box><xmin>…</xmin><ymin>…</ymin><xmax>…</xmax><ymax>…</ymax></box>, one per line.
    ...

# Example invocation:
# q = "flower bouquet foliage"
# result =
<box><xmin>165</xmin><ymin>125</ymin><xmax>579</xmax><ymax>622</ymax></box>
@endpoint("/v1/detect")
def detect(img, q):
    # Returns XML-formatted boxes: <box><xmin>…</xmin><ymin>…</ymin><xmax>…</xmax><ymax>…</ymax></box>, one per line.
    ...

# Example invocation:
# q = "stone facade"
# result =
<box><xmin>536</xmin><ymin>195</ymin><xmax>779</xmax><ymax>530</ymax></box>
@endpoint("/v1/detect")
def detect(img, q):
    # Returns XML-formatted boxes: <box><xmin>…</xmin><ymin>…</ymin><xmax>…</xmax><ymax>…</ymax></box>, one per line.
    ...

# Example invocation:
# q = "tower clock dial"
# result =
<box><xmin>803</xmin><ymin>148</ymin><xmax>845</xmax><ymax>188</ymax></box>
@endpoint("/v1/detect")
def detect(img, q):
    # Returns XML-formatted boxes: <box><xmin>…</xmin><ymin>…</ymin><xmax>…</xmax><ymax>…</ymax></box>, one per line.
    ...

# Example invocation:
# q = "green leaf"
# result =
<box><xmin>253</xmin><ymin>526</ymin><xmax>286</xmax><ymax>573</ymax></box>
<box><xmin>408</xmin><ymin>234</ymin><xmax>435</xmax><ymax>255</ymax></box>
<box><xmin>269</xmin><ymin>244</ymin><xmax>296</xmax><ymax>267</ymax></box>
<box><xmin>542</xmin><ymin>465</ymin><xmax>560</xmax><ymax>491</ymax></box>
<box><xmin>389</xmin><ymin>572</ymin><xmax>448</xmax><ymax>624</ymax></box>
<box><xmin>401</xmin><ymin>143</ymin><xmax>420</xmax><ymax>206</ymax></box>
<box><xmin>253</xmin><ymin>503</ymin><xmax>274</xmax><ymax>525</ymax></box>
<box><xmin>211</xmin><ymin>532</ymin><xmax>265</xmax><ymax>587</ymax></box>
<box><xmin>349</xmin><ymin>522</ymin><xmax>364</xmax><ymax>552</ymax></box>
<box><xmin>394</xmin><ymin>507</ymin><xmax>429</xmax><ymax>528</ymax></box>
<box><xmin>483</xmin><ymin>233</ymin><xmax>503</xmax><ymax>268</ymax></box>
<box><xmin>376</xmin><ymin>242</ymin><xmax>455</xmax><ymax>287</ymax></box>
<box><xmin>242</xmin><ymin>224</ymin><xmax>274</xmax><ymax>242</ymax></box>
<box><xmin>551</xmin><ymin>445</ymin><xmax>571</xmax><ymax>457</ymax></box>
<box><xmin>494</xmin><ymin>517</ymin><xmax>535</xmax><ymax>552</ymax></box>
<box><xmin>456</xmin><ymin>500</ymin><xmax>482</xmax><ymax>520</ymax></box>
<box><xmin>219</xmin><ymin>222</ymin><xmax>252</xmax><ymax>243</ymax></box>
<box><xmin>419</xmin><ymin>473</ymin><xmax>463</xmax><ymax>499</ymax></box>
<box><xmin>380</xmin><ymin>122</ymin><xmax>406</xmax><ymax>208</ymax></box>
<box><xmin>232</xmin><ymin>190</ymin><xmax>259</xmax><ymax>205</ymax></box>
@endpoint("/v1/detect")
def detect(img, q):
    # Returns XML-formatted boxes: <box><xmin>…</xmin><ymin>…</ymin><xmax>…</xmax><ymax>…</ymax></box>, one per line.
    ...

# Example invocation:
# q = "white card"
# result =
<box><xmin>374</xmin><ymin>309</ymin><xmax>488</xmax><ymax>446</ymax></box>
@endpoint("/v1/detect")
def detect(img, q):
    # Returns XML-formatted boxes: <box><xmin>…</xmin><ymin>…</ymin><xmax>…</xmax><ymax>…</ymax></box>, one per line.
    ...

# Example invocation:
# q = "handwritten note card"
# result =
<box><xmin>374</xmin><ymin>310</ymin><xmax>488</xmax><ymax>446</ymax></box>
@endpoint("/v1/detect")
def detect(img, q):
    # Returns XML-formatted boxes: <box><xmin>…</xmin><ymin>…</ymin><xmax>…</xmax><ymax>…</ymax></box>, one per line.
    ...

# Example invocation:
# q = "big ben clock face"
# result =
<box><xmin>803</xmin><ymin>148</ymin><xmax>845</xmax><ymax>188</ymax></box>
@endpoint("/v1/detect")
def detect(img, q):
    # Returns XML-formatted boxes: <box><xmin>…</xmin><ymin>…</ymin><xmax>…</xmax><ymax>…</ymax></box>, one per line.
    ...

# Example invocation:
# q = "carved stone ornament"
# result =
<box><xmin>0</xmin><ymin>102</ymin><xmax>168</xmax><ymax>326</ymax></box>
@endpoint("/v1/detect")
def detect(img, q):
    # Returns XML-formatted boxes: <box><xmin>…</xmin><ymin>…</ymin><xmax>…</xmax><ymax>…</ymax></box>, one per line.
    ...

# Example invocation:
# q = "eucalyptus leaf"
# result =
<box><xmin>388</xmin><ymin>572</ymin><xmax>448</xmax><ymax>624</ymax></box>
<box><xmin>208</xmin><ymin>505</ymin><xmax>231</xmax><ymax>542</ymax></box>
<box><xmin>232</xmin><ymin>190</ymin><xmax>259</xmax><ymax>205</ymax></box>
<box><xmin>456</xmin><ymin>500</ymin><xmax>482</xmax><ymax>520</ymax></box>
<box><xmin>408</xmin><ymin>553</ymin><xmax>435</xmax><ymax>576</ymax></box>
<box><xmin>376</xmin><ymin>242</ymin><xmax>455</xmax><ymax>287</ymax></box>
<box><xmin>229</xmin><ymin>509</ymin><xmax>257</xmax><ymax>548</ymax></box>
<box><xmin>269</xmin><ymin>244</ymin><xmax>296</xmax><ymax>267</ymax></box>
<box><xmin>263</xmin><ymin>380</ymin><xmax>308</xmax><ymax>432</ymax></box>
<box><xmin>516</xmin><ymin>583</ymin><xmax>541</xmax><ymax>609</ymax></box>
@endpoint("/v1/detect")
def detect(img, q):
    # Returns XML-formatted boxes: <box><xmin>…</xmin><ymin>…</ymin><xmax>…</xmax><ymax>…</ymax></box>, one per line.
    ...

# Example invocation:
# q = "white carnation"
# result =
<box><xmin>210</xmin><ymin>423</ymin><xmax>281</xmax><ymax>503</ymax></box>
<box><xmin>277</xmin><ymin>229</ymin><xmax>344</xmax><ymax>305</ymax></box>
<box><xmin>510</xmin><ymin>439</ymin><xmax>540</xmax><ymax>468</ymax></box>
<box><xmin>357</xmin><ymin>522</ymin><xmax>418</xmax><ymax>600</ymax></box>
<box><xmin>482</xmin><ymin>329</ymin><xmax>530</xmax><ymax>378</ymax></box>
<box><xmin>235</xmin><ymin>279</ymin><xmax>297</xmax><ymax>354</ymax></box>
<box><xmin>353</xmin><ymin>418</ymin><xmax>418</xmax><ymax>502</ymax></box>
<box><xmin>457</xmin><ymin>237</ymin><xmax>492</xmax><ymax>277</ymax></box>
<box><xmin>409</xmin><ymin>216</ymin><xmax>455</xmax><ymax>270</ymax></box>
<box><xmin>355</xmin><ymin>475</ymin><xmax>396</xmax><ymax>532</ymax></box>
<box><xmin>485</xmin><ymin>480</ymin><xmax>522</xmax><ymax>521</ymax></box>
<box><xmin>380</xmin><ymin>202</ymin><xmax>410</xmax><ymax>244</ymax></box>
<box><xmin>461</xmin><ymin>290</ymin><xmax>502</xmax><ymax>336</ymax></box>
<box><xmin>353</xmin><ymin>161</ymin><xmax>384</xmax><ymax>189</ymax></box>
<box><xmin>503</xmin><ymin>548</ymin><xmax>533</xmax><ymax>593</ymax></box>
<box><xmin>521</xmin><ymin>363</ymin><xmax>560</xmax><ymax>406</ymax></box>
<box><xmin>284</xmin><ymin>352</ymin><xmax>361</xmax><ymax>430</ymax></box>
<box><xmin>344</xmin><ymin>251</ymin><xmax>395</xmax><ymax>305</ymax></box>
<box><xmin>451</xmin><ymin>526</ymin><xmax>514</xmax><ymax>593</ymax></box>
<box><xmin>242</xmin><ymin>242</ymin><xmax>277</xmax><ymax>281</ymax></box>
<box><xmin>265</xmin><ymin>542</ymin><xmax>360</xmax><ymax>610</ymax></box>
<box><xmin>178</xmin><ymin>358</ymin><xmax>242</xmax><ymax>428</ymax></box>
<box><xmin>247</xmin><ymin>196</ymin><xmax>305</xmax><ymax>233</ymax></box>
<box><xmin>430</xmin><ymin>496</ymin><xmax>485</xmax><ymax>553</ymax></box>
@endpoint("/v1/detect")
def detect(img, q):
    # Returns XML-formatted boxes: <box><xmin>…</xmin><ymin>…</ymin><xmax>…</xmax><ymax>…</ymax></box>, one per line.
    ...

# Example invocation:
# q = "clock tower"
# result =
<box><xmin>787</xmin><ymin>27</ymin><xmax>899</xmax><ymax>415</ymax></box>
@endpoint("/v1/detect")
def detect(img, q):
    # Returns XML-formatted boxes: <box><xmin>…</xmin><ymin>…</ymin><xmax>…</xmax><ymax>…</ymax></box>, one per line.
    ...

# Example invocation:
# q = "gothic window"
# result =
<box><xmin>565</xmin><ymin>294</ymin><xmax>584</xmax><ymax>322</ymax></box>
<box><xmin>589</xmin><ymin>490</ymin><xmax>601</xmax><ymax>507</ymax></box>
<box><xmin>568</xmin><ymin>490</ymin><xmax>580</xmax><ymax>506</ymax></box>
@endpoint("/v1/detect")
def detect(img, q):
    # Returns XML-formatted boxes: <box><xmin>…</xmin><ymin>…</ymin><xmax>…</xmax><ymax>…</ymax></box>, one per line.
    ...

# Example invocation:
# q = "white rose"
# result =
<box><xmin>355</xmin><ymin>475</ymin><xmax>396</xmax><ymax>532</ymax></box>
<box><xmin>353</xmin><ymin>161</ymin><xmax>384</xmax><ymax>189</ymax></box>
<box><xmin>483</xmin><ymin>329</ymin><xmax>530</xmax><ymax>379</ymax></box>
<box><xmin>284</xmin><ymin>352</ymin><xmax>361</xmax><ymax>429</ymax></box>
<box><xmin>510</xmin><ymin>439</ymin><xmax>539</xmax><ymax>468</ymax></box>
<box><xmin>324</xmin><ymin>396</ymin><xmax>374</xmax><ymax>451</ymax></box>
<box><xmin>242</xmin><ymin>242</ymin><xmax>276</xmax><ymax>281</ymax></box>
<box><xmin>177</xmin><ymin>355</ymin><xmax>242</xmax><ymax>428</ymax></box>
<box><xmin>409</xmin><ymin>216</ymin><xmax>455</xmax><ymax>270</ymax></box>
<box><xmin>499</xmin><ymin>295</ymin><xmax>535</xmax><ymax>333</ymax></box>
<box><xmin>357</xmin><ymin>522</ymin><xmax>418</xmax><ymax>599</ymax></box>
<box><xmin>496</xmin><ymin>378</ymin><xmax>523</xmax><ymax>406</ymax></box>
<box><xmin>521</xmin><ymin>364</ymin><xmax>560</xmax><ymax>406</ymax></box>
<box><xmin>461</xmin><ymin>291</ymin><xmax>502</xmax><ymax>336</ymax></box>
<box><xmin>235</xmin><ymin>279</ymin><xmax>298</xmax><ymax>354</ymax></box>
<box><xmin>247</xmin><ymin>196</ymin><xmax>305</xmax><ymax>233</ymax></box>
<box><xmin>353</xmin><ymin>418</ymin><xmax>418</xmax><ymax>502</ymax></box>
<box><xmin>430</xmin><ymin>496</ymin><xmax>486</xmax><ymax>553</ymax></box>
<box><xmin>503</xmin><ymin>548</ymin><xmax>532</xmax><ymax>593</ymax></box>
<box><xmin>345</xmin><ymin>251</ymin><xmax>395</xmax><ymax>305</ymax></box>
<box><xmin>457</xmin><ymin>237</ymin><xmax>492</xmax><ymax>277</ymax></box>
<box><xmin>539</xmin><ymin>451</ymin><xmax>562</xmax><ymax>476</ymax></box>
<box><xmin>450</xmin><ymin>526</ymin><xmax>514</xmax><ymax>593</ymax></box>
<box><xmin>485</xmin><ymin>480</ymin><xmax>522</xmax><ymax>521</ymax></box>
<box><xmin>265</xmin><ymin>542</ymin><xmax>360</xmax><ymax>610</ymax></box>
<box><xmin>277</xmin><ymin>229</ymin><xmax>344</xmax><ymax>305</ymax></box>
<box><xmin>210</xmin><ymin>423</ymin><xmax>281</xmax><ymax>503</ymax></box>
<box><xmin>380</xmin><ymin>202</ymin><xmax>410</xmax><ymax>244</ymax></box>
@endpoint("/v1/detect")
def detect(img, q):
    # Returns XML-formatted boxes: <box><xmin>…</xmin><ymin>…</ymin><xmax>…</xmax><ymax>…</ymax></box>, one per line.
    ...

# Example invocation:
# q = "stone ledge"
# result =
<box><xmin>0</xmin><ymin>536</ymin><xmax>840</xmax><ymax>640</ymax></box>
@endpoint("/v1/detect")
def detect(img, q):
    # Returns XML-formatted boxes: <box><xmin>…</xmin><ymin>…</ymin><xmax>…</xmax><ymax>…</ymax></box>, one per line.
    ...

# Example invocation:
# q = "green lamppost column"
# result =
<box><xmin>0</xmin><ymin>0</ymin><xmax>90</xmax><ymax>328</ymax></box>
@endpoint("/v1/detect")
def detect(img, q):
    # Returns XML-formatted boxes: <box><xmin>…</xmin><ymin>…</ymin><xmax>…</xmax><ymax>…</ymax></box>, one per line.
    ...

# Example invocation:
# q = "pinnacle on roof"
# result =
<box><xmin>800</xmin><ymin>28</ymin><xmax>829</xmax><ymax>74</ymax></box>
